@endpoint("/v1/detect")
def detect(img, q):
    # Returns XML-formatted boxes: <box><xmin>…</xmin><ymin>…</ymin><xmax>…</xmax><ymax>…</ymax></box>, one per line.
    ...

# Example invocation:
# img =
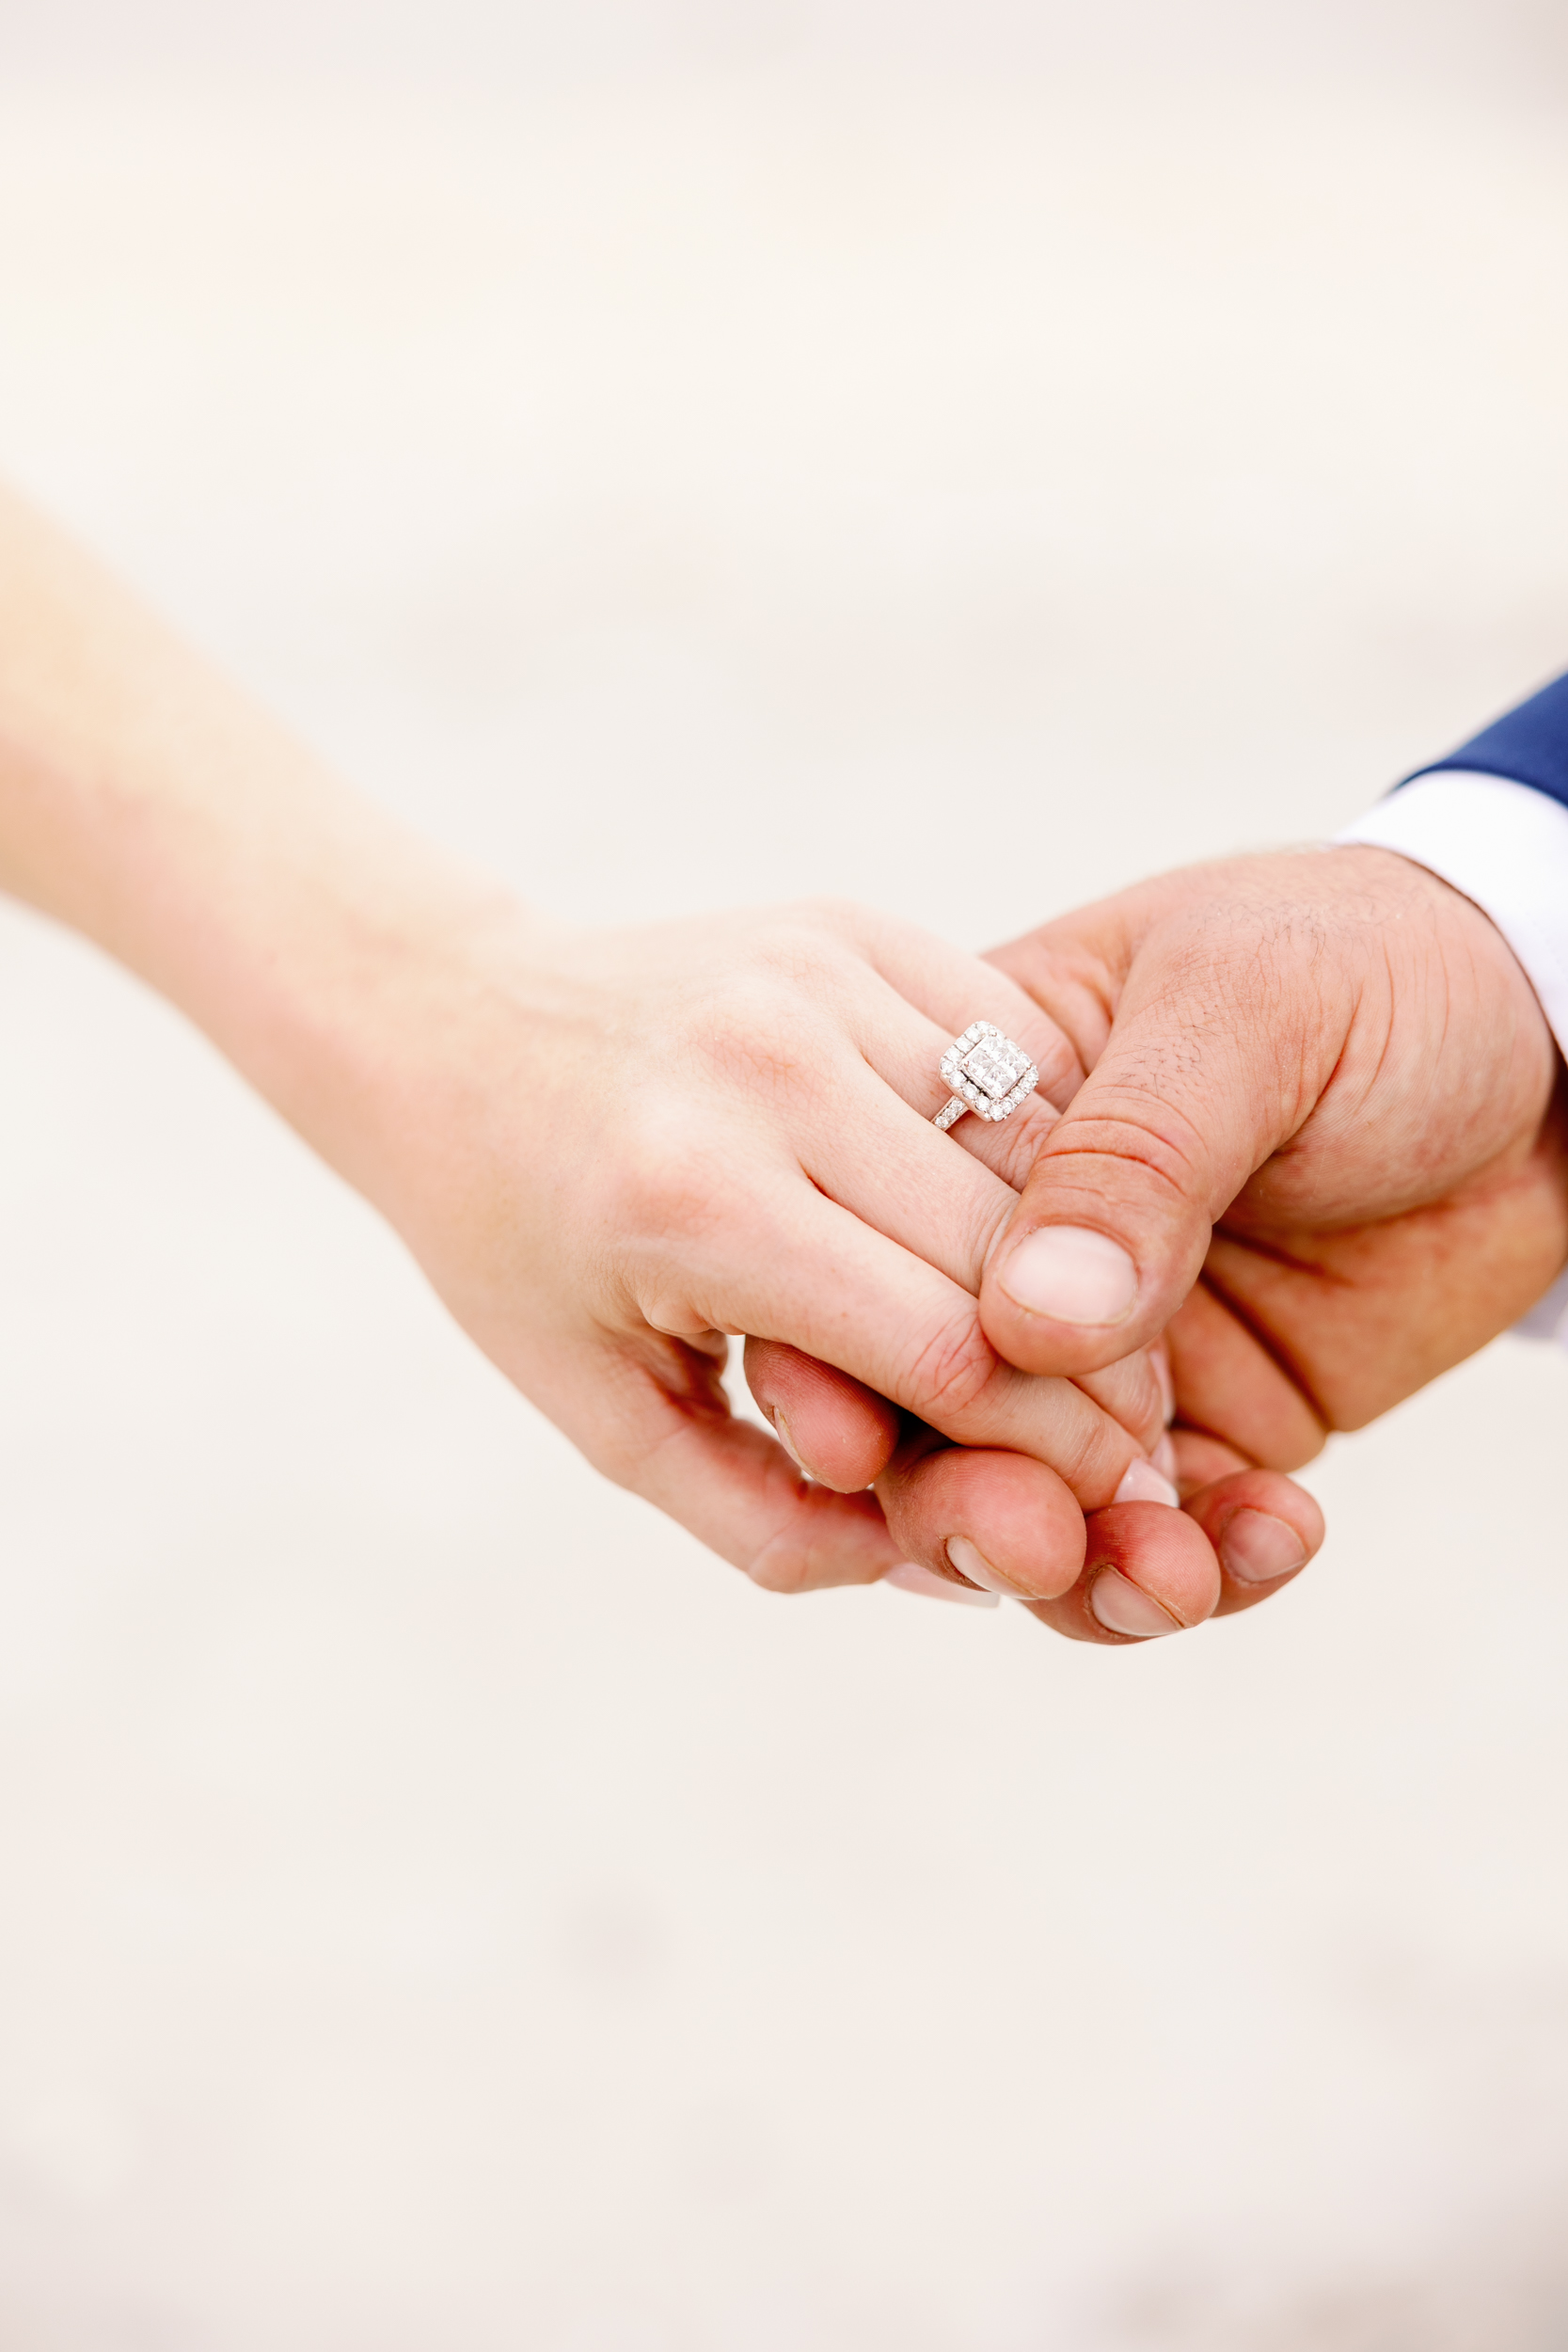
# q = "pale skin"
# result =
<box><xmin>0</xmin><ymin>485</ymin><xmax>1322</xmax><ymax>1634</ymax></box>
<box><xmin>753</xmin><ymin>846</ymin><xmax>1568</xmax><ymax>1639</ymax></box>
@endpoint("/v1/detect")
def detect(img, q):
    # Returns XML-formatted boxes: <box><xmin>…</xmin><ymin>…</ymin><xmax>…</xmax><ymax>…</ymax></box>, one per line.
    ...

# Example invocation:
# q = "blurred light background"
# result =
<box><xmin>2</xmin><ymin>3</ymin><xmax>1568</xmax><ymax>2345</ymax></box>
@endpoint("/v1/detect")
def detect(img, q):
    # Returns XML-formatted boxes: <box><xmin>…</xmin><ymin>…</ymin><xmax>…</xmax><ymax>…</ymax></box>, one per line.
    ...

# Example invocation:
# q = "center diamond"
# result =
<box><xmin>960</xmin><ymin>1037</ymin><xmax>1028</xmax><ymax>1100</ymax></box>
<box><xmin>938</xmin><ymin>1020</ymin><xmax>1039</xmax><ymax>1125</ymax></box>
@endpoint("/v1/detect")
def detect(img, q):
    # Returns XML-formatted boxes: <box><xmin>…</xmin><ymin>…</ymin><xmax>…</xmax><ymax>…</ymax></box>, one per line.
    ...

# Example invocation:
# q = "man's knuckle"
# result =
<box><xmin>1047</xmin><ymin>1105</ymin><xmax>1203</xmax><ymax>1202</ymax></box>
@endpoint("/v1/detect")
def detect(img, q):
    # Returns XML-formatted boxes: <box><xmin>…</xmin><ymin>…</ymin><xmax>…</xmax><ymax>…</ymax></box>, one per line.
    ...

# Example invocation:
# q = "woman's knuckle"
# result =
<box><xmin>907</xmin><ymin>1309</ymin><xmax>997</xmax><ymax>1424</ymax></box>
<box><xmin>618</xmin><ymin>1119</ymin><xmax>713</xmax><ymax>1242</ymax></box>
<box><xmin>987</xmin><ymin>1095</ymin><xmax>1062</xmax><ymax>1187</ymax></box>
<box><xmin>788</xmin><ymin>892</ymin><xmax>863</xmax><ymax>938</ymax></box>
<box><xmin>747</xmin><ymin>1544</ymin><xmax>815</xmax><ymax>1597</ymax></box>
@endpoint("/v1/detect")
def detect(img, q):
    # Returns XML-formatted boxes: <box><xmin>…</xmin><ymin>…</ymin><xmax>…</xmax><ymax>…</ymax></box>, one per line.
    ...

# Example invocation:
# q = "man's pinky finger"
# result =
<box><xmin>1022</xmin><ymin>1500</ymin><xmax>1223</xmax><ymax>1645</ymax></box>
<box><xmin>1178</xmin><ymin>1466</ymin><xmax>1324</xmax><ymax>1615</ymax></box>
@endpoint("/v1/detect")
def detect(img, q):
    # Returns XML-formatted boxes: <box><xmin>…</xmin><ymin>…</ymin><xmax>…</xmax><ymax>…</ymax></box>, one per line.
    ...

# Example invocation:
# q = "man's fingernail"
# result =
<box><xmin>946</xmin><ymin>1534</ymin><xmax>1029</xmax><ymax>1599</ymax></box>
<box><xmin>1000</xmin><ymin>1227</ymin><xmax>1138</xmax><ymax>1326</ymax></box>
<box><xmin>1151</xmin><ymin>1433</ymin><xmax>1180</xmax><ymax>1485</ymax></box>
<box><xmin>1153</xmin><ymin>1346</ymin><xmax>1176</xmax><ymax>1427</ymax></box>
<box><xmin>1219</xmin><ymin>1509</ymin><xmax>1307</xmax><ymax>1585</ymax></box>
<box><xmin>1114</xmin><ymin>1457</ymin><xmax>1181</xmax><ymax>1508</ymax></box>
<box><xmin>1089</xmin><ymin>1568</ymin><xmax>1181</xmax><ymax>1639</ymax></box>
<box><xmin>771</xmin><ymin>1409</ymin><xmax>811</xmax><ymax>1478</ymax></box>
<box><xmin>885</xmin><ymin>1562</ymin><xmax>999</xmax><ymax>1609</ymax></box>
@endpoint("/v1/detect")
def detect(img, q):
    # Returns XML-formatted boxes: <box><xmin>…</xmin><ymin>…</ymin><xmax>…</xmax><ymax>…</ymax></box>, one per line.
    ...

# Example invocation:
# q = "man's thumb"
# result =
<box><xmin>979</xmin><ymin>949</ymin><xmax>1305</xmax><ymax>1376</ymax></box>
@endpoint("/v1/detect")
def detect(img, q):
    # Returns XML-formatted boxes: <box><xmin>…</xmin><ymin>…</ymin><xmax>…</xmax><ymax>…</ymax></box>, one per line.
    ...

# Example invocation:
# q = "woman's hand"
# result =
<box><xmin>0</xmin><ymin>484</ymin><xmax>1207</xmax><ymax>1613</ymax></box>
<box><xmin>333</xmin><ymin>892</ymin><xmax>1206</xmax><ymax>1599</ymax></box>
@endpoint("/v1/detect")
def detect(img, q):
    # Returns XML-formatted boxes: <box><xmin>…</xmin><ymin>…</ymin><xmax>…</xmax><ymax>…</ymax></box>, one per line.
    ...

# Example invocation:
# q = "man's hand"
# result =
<box><xmin>980</xmin><ymin>847</ymin><xmax>1568</xmax><ymax>1438</ymax></box>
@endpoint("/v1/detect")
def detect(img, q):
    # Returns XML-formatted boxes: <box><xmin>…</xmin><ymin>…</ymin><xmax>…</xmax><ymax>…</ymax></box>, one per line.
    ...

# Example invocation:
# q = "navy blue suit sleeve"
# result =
<box><xmin>1404</xmin><ymin>669</ymin><xmax>1568</xmax><ymax>812</ymax></box>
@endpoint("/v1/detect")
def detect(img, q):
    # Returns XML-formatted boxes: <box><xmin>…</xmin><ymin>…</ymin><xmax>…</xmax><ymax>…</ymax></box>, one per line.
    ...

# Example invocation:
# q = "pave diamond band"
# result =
<box><xmin>932</xmin><ymin>1022</ymin><xmax>1039</xmax><ymax>1131</ymax></box>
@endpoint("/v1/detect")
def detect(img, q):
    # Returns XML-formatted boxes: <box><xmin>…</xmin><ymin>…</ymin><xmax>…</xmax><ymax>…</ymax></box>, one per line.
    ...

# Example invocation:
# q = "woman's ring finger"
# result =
<box><xmin>931</xmin><ymin>1022</ymin><xmax>1039</xmax><ymax>1133</ymax></box>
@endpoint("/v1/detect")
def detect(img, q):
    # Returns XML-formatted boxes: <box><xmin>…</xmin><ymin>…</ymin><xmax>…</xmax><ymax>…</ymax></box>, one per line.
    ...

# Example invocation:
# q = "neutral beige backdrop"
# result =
<box><xmin>2</xmin><ymin>8</ymin><xmax>1568</xmax><ymax>2346</ymax></box>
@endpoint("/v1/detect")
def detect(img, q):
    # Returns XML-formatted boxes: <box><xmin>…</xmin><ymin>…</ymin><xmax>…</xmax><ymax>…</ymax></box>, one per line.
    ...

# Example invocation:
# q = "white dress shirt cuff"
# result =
<box><xmin>1338</xmin><ymin>770</ymin><xmax>1568</xmax><ymax>1345</ymax></box>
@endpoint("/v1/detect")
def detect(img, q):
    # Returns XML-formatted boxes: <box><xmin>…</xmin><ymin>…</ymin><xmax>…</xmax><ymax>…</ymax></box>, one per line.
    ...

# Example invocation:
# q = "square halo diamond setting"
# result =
<box><xmin>940</xmin><ymin>1022</ymin><xmax>1039</xmax><ymax>1123</ymax></box>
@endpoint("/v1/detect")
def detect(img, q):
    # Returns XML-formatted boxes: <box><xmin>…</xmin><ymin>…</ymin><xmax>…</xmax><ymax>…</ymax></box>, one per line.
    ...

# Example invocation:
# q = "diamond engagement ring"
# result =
<box><xmin>932</xmin><ymin>1022</ymin><xmax>1039</xmax><ymax>1132</ymax></box>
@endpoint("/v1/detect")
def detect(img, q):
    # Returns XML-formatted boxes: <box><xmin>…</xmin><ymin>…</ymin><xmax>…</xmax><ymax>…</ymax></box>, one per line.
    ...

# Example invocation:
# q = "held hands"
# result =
<box><xmin>349</xmin><ymin>894</ymin><xmax>1318</xmax><ymax>1620</ymax></box>
<box><xmin>768</xmin><ymin>846</ymin><xmax>1568</xmax><ymax>1637</ymax></box>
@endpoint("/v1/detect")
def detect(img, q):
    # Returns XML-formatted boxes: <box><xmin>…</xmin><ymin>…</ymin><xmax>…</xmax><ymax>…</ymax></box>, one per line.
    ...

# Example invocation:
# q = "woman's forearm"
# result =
<box><xmin>0</xmin><ymin>482</ymin><xmax>523</xmax><ymax>1200</ymax></box>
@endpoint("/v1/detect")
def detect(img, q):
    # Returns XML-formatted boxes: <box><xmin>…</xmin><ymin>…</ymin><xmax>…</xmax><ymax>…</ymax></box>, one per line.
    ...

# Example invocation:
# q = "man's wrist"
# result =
<box><xmin>1337</xmin><ymin>771</ymin><xmax>1568</xmax><ymax>1060</ymax></box>
<box><xmin>1338</xmin><ymin>771</ymin><xmax>1568</xmax><ymax>1347</ymax></box>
